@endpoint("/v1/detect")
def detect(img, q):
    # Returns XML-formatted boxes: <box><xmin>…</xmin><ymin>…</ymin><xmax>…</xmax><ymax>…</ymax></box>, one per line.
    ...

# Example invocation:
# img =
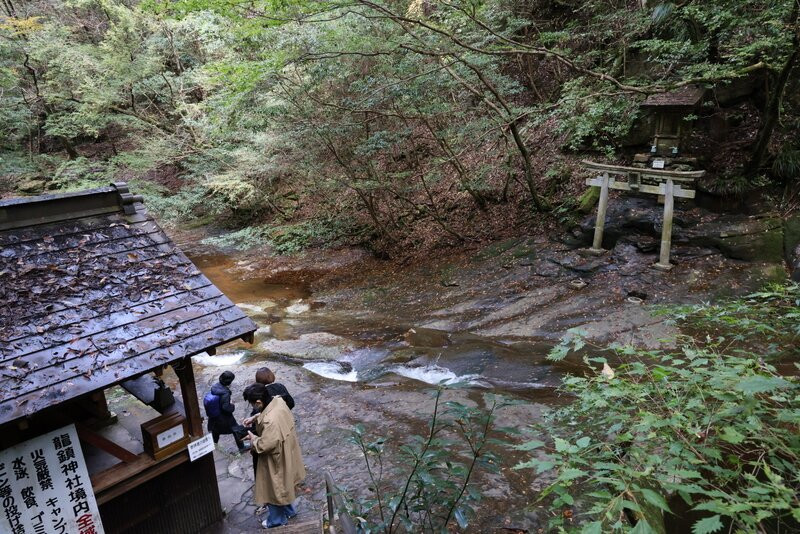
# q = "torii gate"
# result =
<box><xmin>583</xmin><ymin>160</ymin><xmax>705</xmax><ymax>270</ymax></box>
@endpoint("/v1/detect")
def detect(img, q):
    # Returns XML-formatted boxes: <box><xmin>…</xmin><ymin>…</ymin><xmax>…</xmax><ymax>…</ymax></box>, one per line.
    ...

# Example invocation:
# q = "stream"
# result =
<box><xmin>190</xmin><ymin>252</ymin><xmax>564</xmax><ymax>398</ymax></box>
<box><xmin>180</xmin><ymin>233</ymin><xmax>785</xmax><ymax>531</ymax></box>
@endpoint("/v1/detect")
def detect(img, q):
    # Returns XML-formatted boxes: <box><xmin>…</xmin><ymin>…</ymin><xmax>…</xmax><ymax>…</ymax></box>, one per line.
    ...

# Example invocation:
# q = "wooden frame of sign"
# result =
<box><xmin>582</xmin><ymin>160</ymin><xmax>705</xmax><ymax>270</ymax></box>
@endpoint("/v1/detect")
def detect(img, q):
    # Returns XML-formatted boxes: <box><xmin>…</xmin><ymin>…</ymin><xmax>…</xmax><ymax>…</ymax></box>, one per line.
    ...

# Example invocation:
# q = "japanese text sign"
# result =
<box><xmin>187</xmin><ymin>434</ymin><xmax>214</xmax><ymax>462</ymax></box>
<box><xmin>0</xmin><ymin>424</ymin><xmax>104</xmax><ymax>534</ymax></box>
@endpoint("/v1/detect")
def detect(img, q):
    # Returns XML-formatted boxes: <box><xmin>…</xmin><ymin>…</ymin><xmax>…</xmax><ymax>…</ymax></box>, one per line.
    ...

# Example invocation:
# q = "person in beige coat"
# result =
<box><xmin>244</xmin><ymin>383</ymin><xmax>306</xmax><ymax>529</ymax></box>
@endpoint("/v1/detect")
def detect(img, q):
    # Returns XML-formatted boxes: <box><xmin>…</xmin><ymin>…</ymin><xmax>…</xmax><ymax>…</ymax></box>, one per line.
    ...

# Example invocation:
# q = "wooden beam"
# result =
<box><xmin>585</xmin><ymin>177</ymin><xmax>695</xmax><ymax>198</ymax></box>
<box><xmin>582</xmin><ymin>159</ymin><xmax>705</xmax><ymax>179</ymax></box>
<box><xmin>76</xmin><ymin>423</ymin><xmax>139</xmax><ymax>464</ymax></box>
<box><xmin>92</xmin><ymin>451</ymin><xmax>189</xmax><ymax>504</ymax></box>
<box><xmin>174</xmin><ymin>358</ymin><xmax>203</xmax><ymax>437</ymax></box>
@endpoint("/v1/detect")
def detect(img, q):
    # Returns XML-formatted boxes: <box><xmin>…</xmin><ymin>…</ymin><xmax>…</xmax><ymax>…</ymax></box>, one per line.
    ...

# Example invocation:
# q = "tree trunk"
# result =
<box><xmin>744</xmin><ymin>3</ymin><xmax>799</xmax><ymax>177</ymax></box>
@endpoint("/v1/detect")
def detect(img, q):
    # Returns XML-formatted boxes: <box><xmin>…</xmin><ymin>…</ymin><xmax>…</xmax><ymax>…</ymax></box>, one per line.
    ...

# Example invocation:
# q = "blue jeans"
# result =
<box><xmin>265</xmin><ymin>504</ymin><xmax>296</xmax><ymax>528</ymax></box>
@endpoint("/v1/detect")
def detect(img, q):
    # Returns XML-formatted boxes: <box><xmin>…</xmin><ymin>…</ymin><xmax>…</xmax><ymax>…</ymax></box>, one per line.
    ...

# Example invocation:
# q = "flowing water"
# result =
<box><xmin>189</xmin><ymin>253</ymin><xmax>564</xmax><ymax>398</ymax></box>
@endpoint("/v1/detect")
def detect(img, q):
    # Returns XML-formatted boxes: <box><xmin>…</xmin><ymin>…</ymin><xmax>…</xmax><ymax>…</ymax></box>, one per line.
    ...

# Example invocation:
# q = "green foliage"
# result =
<box><xmin>201</xmin><ymin>219</ymin><xmax>352</xmax><ymax>253</ymax></box>
<box><xmin>343</xmin><ymin>388</ymin><xmax>508</xmax><ymax>533</ymax></box>
<box><xmin>555</xmin><ymin>80</ymin><xmax>641</xmax><ymax>156</ymax></box>
<box><xmin>3</xmin><ymin>0</ymin><xmax>799</xmax><ymax>253</ymax></box>
<box><xmin>772</xmin><ymin>148</ymin><xmax>800</xmax><ymax>182</ymax></box>
<box><xmin>667</xmin><ymin>282</ymin><xmax>800</xmax><ymax>355</ymax></box>
<box><xmin>520</xmin><ymin>284</ymin><xmax>800</xmax><ymax>533</ymax></box>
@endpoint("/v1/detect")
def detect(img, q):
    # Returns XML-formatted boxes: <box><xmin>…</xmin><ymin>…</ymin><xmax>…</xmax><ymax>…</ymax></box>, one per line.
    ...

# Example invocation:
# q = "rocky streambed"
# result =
<box><xmin>179</xmin><ymin>196</ymin><xmax>797</xmax><ymax>532</ymax></box>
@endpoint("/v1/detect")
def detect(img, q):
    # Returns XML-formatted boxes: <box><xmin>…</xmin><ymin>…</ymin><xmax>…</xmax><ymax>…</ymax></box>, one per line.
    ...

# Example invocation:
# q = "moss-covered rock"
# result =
<box><xmin>712</xmin><ymin>218</ymin><xmax>784</xmax><ymax>263</ymax></box>
<box><xmin>472</xmin><ymin>237</ymin><xmax>523</xmax><ymax>262</ymax></box>
<box><xmin>577</xmin><ymin>186</ymin><xmax>600</xmax><ymax>213</ymax></box>
<box><xmin>16</xmin><ymin>178</ymin><xmax>47</xmax><ymax>195</ymax></box>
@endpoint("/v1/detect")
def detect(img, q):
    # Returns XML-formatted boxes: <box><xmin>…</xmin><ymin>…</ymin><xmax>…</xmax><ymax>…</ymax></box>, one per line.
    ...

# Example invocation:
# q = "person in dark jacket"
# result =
<box><xmin>206</xmin><ymin>371</ymin><xmax>247</xmax><ymax>453</ymax></box>
<box><xmin>258</xmin><ymin>367</ymin><xmax>295</xmax><ymax>410</ymax></box>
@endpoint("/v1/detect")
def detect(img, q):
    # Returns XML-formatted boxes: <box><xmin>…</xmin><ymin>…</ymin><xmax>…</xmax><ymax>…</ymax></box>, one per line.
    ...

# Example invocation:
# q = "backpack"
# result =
<box><xmin>203</xmin><ymin>391</ymin><xmax>221</xmax><ymax>418</ymax></box>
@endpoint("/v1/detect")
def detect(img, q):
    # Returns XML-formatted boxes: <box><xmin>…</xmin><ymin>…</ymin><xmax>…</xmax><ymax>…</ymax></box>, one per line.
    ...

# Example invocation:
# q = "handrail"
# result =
<box><xmin>324</xmin><ymin>471</ymin><xmax>358</xmax><ymax>534</ymax></box>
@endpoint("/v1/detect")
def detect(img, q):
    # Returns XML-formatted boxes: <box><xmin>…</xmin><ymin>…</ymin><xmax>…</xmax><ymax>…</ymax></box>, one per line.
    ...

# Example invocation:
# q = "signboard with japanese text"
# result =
<box><xmin>187</xmin><ymin>434</ymin><xmax>214</xmax><ymax>462</ymax></box>
<box><xmin>0</xmin><ymin>424</ymin><xmax>104</xmax><ymax>534</ymax></box>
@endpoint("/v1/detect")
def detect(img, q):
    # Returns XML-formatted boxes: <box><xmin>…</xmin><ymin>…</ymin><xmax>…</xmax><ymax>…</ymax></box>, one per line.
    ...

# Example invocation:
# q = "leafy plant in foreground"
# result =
<box><xmin>519</xmin><ymin>285</ymin><xmax>800</xmax><ymax>533</ymax></box>
<box><xmin>341</xmin><ymin>388</ymin><xmax>508</xmax><ymax>533</ymax></box>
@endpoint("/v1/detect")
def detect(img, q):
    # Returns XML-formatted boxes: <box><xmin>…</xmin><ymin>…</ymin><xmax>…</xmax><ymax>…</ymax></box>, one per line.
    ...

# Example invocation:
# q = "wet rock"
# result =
<box><xmin>383</xmin><ymin>348</ymin><xmax>427</xmax><ymax>364</ymax></box>
<box><xmin>548</xmin><ymin>252</ymin><xmax>612</xmax><ymax>274</ymax></box>
<box><xmin>260</xmin><ymin>332</ymin><xmax>354</xmax><ymax>360</ymax></box>
<box><xmin>526</xmin><ymin>258</ymin><xmax>564</xmax><ymax>277</ymax></box>
<box><xmin>685</xmin><ymin>216</ymin><xmax>784</xmax><ymax>263</ymax></box>
<box><xmin>253</xmin><ymin>325</ymin><xmax>271</xmax><ymax>345</ymax></box>
<box><xmin>468</xmin><ymin>286</ymin><xmax>567</xmax><ymax>329</ymax></box>
<box><xmin>611</xmin><ymin>241</ymin><xmax>650</xmax><ymax>276</ymax></box>
<box><xmin>578</xmin><ymin>196</ymin><xmax>786</xmax><ymax>263</ymax></box>
<box><xmin>237</xmin><ymin>301</ymin><xmax>280</xmax><ymax>322</ymax></box>
<box><xmin>578</xmin><ymin>305</ymin><xmax>678</xmax><ymax>350</ymax></box>
<box><xmin>622</xmin><ymin>234</ymin><xmax>659</xmax><ymax>253</ymax></box>
<box><xmin>579</xmin><ymin>197</ymin><xmax>691</xmax><ymax>248</ymax></box>
<box><xmin>286</xmin><ymin>300</ymin><xmax>310</xmax><ymax>315</ymax></box>
<box><xmin>403</xmin><ymin>327</ymin><xmax>451</xmax><ymax>348</ymax></box>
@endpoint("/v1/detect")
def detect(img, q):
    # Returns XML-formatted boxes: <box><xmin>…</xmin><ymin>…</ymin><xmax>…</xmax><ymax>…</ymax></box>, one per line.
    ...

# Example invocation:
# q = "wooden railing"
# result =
<box><xmin>324</xmin><ymin>471</ymin><xmax>358</xmax><ymax>534</ymax></box>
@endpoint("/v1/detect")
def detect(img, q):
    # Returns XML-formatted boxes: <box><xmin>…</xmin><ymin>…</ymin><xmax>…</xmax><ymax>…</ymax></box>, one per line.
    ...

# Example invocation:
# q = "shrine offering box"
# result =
<box><xmin>141</xmin><ymin>412</ymin><xmax>190</xmax><ymax>460</ymax></box>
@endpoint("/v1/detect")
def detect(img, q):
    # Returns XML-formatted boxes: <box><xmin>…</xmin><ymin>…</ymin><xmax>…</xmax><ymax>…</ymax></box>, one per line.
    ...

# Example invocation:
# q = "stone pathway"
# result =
<box><xmin>199</xmin><ymin>445</ymin><xmax>321</xmax><ymax>533</ymax></box>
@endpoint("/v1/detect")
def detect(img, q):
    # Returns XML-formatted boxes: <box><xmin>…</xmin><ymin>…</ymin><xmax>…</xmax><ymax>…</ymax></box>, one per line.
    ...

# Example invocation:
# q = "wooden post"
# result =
<box><xmin>654</xmin><ymin>178</ymin><xmax>675</xmax><ymax>271</ymax></box>
<box><xmin>590</xmin><ymin>172</ymin><xmax>610</xmax><ymax>254</ymax></box>
<box><xmin>174</xmin><ymin>357</ymin><xmax>204</xmax><ymax>437</ymax></box>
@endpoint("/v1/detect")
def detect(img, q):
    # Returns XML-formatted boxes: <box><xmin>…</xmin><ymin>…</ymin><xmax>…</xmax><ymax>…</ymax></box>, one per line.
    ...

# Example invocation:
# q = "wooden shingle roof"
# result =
<box><xmin>641</xmin><ymin>85</ymin><xmax>705</xmax><ymax>109</ymax></box>
<box><xmin>0</xmin><ymin>184</ymin><xmax>256</xmax><ymax>426</ymax></box>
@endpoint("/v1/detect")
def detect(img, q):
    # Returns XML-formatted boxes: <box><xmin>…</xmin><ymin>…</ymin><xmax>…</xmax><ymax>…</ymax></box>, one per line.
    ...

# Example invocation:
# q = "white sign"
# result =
<box><xmin>156</xmin><ymin>425</ymin><xmax>185</xmax><ymax>449</ymax></box>
<box><xmin>0</xmin><ymin>424</ymin><xmax>105</xmax><ymax>534</ymax></box>
<box><xmin>651</xmin><ymin>159</ymin><xmax>665</xmax><ymax>169</ymax></box>
<box><xmin>187</xmin><ymin>434</ymin><xmax>215</xmax><ymax>462</ymax></box>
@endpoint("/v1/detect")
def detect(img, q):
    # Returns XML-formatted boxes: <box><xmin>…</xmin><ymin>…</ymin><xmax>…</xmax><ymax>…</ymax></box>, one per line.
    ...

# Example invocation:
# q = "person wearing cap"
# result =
<box><xmin>206</xmin><ymin>370</ymin><xmax>247</xmax><ymax>453</ymax></box>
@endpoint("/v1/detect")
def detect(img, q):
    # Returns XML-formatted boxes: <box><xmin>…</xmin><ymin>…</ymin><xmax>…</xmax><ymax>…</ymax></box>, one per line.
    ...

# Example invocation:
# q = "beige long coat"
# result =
<box><xmin>253</xmin><ymin>396</ymin><xmax>306</xmax><ymax>505</ymax></box>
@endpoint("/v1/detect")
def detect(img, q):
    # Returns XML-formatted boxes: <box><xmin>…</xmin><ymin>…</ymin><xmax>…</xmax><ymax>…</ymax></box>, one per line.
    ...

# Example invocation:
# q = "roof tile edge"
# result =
<box><xmin>0</xmin><ymin>182</ymin><xmax>144</xmax><ymax>230</ymax></box>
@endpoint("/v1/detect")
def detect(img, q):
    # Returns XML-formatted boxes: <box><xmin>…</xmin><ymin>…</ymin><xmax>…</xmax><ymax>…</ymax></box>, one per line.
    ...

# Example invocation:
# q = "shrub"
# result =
<box><xmin>518</xmin><ymin>283</ymin><xmax>800</xmax><ymax>533</ymax></box>
<box><xmin>340</xmin><ymin>388</ymin><xmax>511</xmax><ymax>533</ymax></box>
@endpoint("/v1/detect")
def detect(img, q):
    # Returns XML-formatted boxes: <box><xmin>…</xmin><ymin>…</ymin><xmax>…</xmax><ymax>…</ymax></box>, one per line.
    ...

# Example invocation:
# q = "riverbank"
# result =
<box><xmin>173</xmin><ymin>212</ymin><xmax>789</xmax><ymax>532</ymax></box>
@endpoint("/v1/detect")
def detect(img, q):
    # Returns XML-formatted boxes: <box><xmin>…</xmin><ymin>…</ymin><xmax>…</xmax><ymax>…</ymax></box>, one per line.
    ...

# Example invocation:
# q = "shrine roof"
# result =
<box><xmin>642</xmin><ymin>85</ymin><xmax>705</xmax><ymax>109</ymax></box>
<box><xmin>0</xmin><ymin>184</ymin><xmax>256</xmax><ymax>426</ymax></box>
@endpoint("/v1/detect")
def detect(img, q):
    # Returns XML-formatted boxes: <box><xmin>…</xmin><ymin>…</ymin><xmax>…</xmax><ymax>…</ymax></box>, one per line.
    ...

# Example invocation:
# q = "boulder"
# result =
<box><xmin>260</xmin><ymin>332</ymin><xmax>354</xmax><ymax>360</ymax></box>
<box><xmin>403</xmin><ymin>327</ymin><xmax>450</xmax><ymax>348</ymax></box>
<box><xmin>16</xmin><ymin>179</ymin><xmax>47</xmax><ymax>195</ymax></box>
<box><xmin>685</xmin><ymin>216</ymin><xmax>784</xmax><ymax>263</ymax></box>
<box><xmin>577</xmin><ymin>186</ymin><xmax>600</xmax><ymax>213</ymax></box>
<box><xmin>578</xmin><ymin>197</ymin><xmax>694</xmax><ymax>249</ymax></box>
